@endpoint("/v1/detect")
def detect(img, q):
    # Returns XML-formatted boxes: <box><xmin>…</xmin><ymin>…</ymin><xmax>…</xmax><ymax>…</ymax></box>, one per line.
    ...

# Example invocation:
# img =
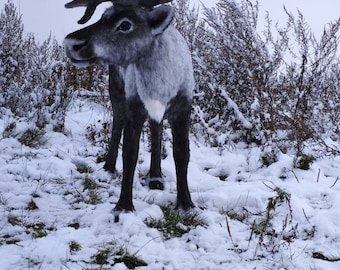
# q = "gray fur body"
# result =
<box><xmin>64</xmin><ymin>4</ymin><xmax>194</xmax><ymax>218</ymax></box>
<box><xmin>122</xmin><ymin>25</ymin><xmax>193</xmax><ymax>122</ymax></box>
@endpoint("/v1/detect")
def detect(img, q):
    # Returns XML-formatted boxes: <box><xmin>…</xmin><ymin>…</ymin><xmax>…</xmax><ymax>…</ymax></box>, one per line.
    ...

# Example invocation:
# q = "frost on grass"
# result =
<box><xmin>145</xmin><ymin>205</ymin><xmax>207</xmax><ymax>240</ymax></box>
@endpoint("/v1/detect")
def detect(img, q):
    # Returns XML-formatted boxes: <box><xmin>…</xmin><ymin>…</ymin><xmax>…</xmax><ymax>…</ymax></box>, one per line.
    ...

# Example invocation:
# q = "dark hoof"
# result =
<box><xmin>141</xmin><ymin>176</ymin><xmax>165</xmax><ymax>190</ymax></box>
<box><xmin>111</xmin><ymin>205</ymin><xmax>134</xmax><ymax>223</ymax></box>
<box><xmin>103</xmin><ymin>163</ymin><xmax>120</xmax><ymax>178</ymax></box>
<box><xmin>149</xmin><ymin>178</ymin><xmax>165</xmax><ymax>190</ymax></box>
<box><xmin>114</xmin><ymin>214</ymin><xmax>120</xmax><ymax>223</ymax></box>
<box><xmin>103</xmin><ymin>162</ymin><xmax>115</xmax><ymax>173</ymax></box>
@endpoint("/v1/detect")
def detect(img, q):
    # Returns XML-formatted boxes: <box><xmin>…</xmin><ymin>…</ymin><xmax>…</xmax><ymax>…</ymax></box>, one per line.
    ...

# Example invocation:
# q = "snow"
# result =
<box><xmin>1</xmin><ymin>0</ymin><xmax>340</xmax><ymax>269</ymax></box>
<box><xmin>1</xmin><ymin>98</ymin><xmax>340</xmax><ymax>270</ymax></box>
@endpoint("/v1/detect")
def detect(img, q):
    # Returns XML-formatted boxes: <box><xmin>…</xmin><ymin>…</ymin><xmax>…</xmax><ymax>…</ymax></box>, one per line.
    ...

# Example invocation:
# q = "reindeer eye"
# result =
<box><xmin>116</xmin><ymin>21</ymin><xmax>133</xmax><ymax>32</ymax></box>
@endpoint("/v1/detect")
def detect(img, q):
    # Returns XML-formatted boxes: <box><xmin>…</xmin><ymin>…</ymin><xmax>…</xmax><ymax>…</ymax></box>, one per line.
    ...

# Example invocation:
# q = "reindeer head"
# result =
<box><xmin>64</xmin><ymin>0</ymin><xmax>175</xmax><ymax>67</ymax></box>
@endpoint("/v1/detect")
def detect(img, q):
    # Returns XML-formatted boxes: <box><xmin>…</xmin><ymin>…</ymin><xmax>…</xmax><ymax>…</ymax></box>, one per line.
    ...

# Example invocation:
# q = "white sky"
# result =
<box><xmin>0</xmin><ymin>0</ymin><xmax>339</xmax><ymax>42</ymax></box>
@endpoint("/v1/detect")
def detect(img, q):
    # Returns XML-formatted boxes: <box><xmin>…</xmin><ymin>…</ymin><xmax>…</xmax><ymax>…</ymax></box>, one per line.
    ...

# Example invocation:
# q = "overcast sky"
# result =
<box><xmin>0</xmin><ymin>0</ymin><xmax>339</xmax><ymax>42</ymax></box>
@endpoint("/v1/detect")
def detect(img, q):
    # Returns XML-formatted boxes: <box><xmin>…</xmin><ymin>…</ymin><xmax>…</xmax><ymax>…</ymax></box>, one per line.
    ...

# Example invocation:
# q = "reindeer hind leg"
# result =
<box><xmin>167</xmin><ymin>92</ymin><xmax>194</xmax><ymax>210</ymax></box>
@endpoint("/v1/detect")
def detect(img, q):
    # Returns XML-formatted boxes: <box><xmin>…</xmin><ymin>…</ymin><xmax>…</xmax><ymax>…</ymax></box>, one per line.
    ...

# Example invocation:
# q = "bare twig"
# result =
<box><xmin>316</xmin><ymin>168</ymin><xmax>320</xmax><ymax>183</ymax></box>
<box><xmin>291</xmin><ymin>170</ymin><xmax>300</xmax><ymax>183</ymax></box>
<box><xmin>248</xmin><ymin>220</ymin><xmax>256</xmax><ymax>249</ymax></box>
<box><xmin>302</xmin><ymin>208</ymin><xmax>312</xmax><ymax>225</ymax></box>
<box><xmin>330</xmin><ymin>176</ymin><xmax>339</xmax><ymax>189</ymax></box>
<box><xmin>226</xmin><ymin>216</ymin><xmax>235</xmax><ymax>246</ymax></box>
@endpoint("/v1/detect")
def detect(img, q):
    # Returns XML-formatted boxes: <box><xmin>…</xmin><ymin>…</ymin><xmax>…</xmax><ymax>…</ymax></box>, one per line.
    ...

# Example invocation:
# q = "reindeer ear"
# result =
<box><xmin>147</xmin><ymin>5</ymin><xmax>174</xmax><ymax>36</ymax></box>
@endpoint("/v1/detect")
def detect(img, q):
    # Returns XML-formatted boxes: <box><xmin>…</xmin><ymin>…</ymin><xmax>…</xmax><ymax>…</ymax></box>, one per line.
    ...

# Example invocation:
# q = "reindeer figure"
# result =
<box><xmin>66</xmin><ymin>0</ymin><xmax>166</xmax><ymax>189</ymax></box>
<box><xmin>64</xmin><ymin>0</ymin><xmax>195</xmax><ymax>220</ymax></box>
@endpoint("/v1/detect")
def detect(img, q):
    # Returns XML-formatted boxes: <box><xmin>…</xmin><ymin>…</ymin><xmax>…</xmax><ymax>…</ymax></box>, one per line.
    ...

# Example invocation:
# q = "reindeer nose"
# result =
<box><xmin>64</xmin><ymin>38</ymin><xmax>84</xmax><ymax>61</ymax></box>
<box><xmin>64</xmin><ymin>38</ymin><xmax>89</xmax><ymax>57</ymax></box>
<box><xmin>72</xmin><ymin>40</ymin><xmax>89</xmax><ymax>52</ymax></box>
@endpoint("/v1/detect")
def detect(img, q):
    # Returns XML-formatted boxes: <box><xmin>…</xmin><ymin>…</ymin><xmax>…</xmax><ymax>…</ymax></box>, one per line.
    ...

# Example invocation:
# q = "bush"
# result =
<box><xmin>0</xmin><ymin>1</ymin><xmax>107</xmax><ymax>133</ymax></box>
<box><xmin>175</xmin><ymin>0</ymin><xmax>339</xmax><ymax>157</ymax></box>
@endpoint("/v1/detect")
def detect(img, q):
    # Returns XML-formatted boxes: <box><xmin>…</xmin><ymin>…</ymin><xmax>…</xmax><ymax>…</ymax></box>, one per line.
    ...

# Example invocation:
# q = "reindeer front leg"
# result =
<box><xmin>149</xmin><ymin>119</ymin><xmax>162</xmax><ymax>178</ymax></box>
<box><xmin>104</xmin><ymin>65</ymin><xmax>125</xmax><ymax>175</ymax></box>
<box><xmin>114</xmin><ymin>96</ymin><xmax>147</xmax><ymax>221</ymax></box>
<box><xmin>142</xmin><ymin>119</ymin><xmax>164</xmax><ymax>190</ymax></box>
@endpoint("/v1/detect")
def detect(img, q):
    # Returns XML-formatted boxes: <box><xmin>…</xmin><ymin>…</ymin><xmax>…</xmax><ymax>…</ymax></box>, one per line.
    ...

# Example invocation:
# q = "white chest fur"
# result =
<box><xmin>124</xmin><ymin>64</ymin><xmax>169</xmax><ymax>123</ymax></box>
<box><xmin>143</xmin><ymin>99</ymin><xmax>166</xmax><ymax>123</ymax></box>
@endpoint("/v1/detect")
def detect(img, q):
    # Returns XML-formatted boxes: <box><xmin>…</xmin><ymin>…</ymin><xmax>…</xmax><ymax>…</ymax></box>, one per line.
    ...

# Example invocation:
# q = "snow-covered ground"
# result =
<box><xmin>1</xmin><ymin>97</ymin><xmax>340</xmax><ymax>270</ymax></box>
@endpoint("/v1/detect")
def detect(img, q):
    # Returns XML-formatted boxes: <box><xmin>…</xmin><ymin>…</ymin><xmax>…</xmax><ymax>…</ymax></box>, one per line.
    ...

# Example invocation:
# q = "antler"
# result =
<box><xmin>138</xmin><ymin>0</ymin><xmax>173</xmax><ymax>7</ymax></box>
<box><xmin>65</xmin><ymin>0</ymin><xmax>107</xmax><ymax>24</ymax></box>
<box><xmin>65</xmin><ymin>0</ymin><xmax>173</xmax><ymax>24</ymax></box>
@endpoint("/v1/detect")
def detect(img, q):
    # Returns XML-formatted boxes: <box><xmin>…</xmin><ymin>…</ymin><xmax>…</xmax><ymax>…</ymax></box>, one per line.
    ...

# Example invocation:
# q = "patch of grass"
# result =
<box><xmin>26</xmin><ymin>223</ymin><xmax>48</xmax><ymax>239</ymax></box>
<box><xmin>96</xmin><ymin>152</ymin><xmax>107</xmax><ymax>164</ymax></box>
<box><xmin>91</xmin><ymin>242</ymin><xmax>147</xmax><ymax>269</ymax></box>
<box><xmin>222</xmin><ymin>185</ymin><xmax>304</xmax><ymax>257</ymax></box>
<box><xmin>69</xmin><ymin>241</ymin><xmax>82</xmax><ymax>253</ymax></box>
<box><xmin>26</xmin><ymin>199</ymin><xmax>39</xmax><ymax>211</ymax></box>
<box><xmin>7</xmin><ymin>215</ymin><xmax>48</xmax><ymax>239</ymax></box>
<box><xmin>93</xmin><ymin>246</ymin><xmax>112</xmax><ymax>265</ymax></box>
<box><xmin>87</xmin><ymin>190</ymin><xmax>102</xmax><ymax>205</ymax></box>
<box><xmin>261</xmin><ymin>151</ymin><xmax>278</xmax><ymax>167</ymax></box>
<box><xmin>0</xmin><ymin>234</ymin><xmax>20</xmax><ymax>246</ymax></box>
<box><xmin>218</xmin><ymin>174</ymin><xmax>228</xmax><ymax>181</ymax></box>
<box><xmin>145</xmin><ymin>205</ymin><xmax>206</xmax><ymax>240</ymax></box>
<box><xmin>18</xmin><ymin>128</ymin><xmax>45</xmax><ymax>148</ymax></box>
<box><xmin>32</xmin><ymin>228</ymin><xmax>48</xmax><ymax>238</ymax></box>
<box><xmin>252</xmin><ymin>186</ymin><xmax>294</xmax><ymax>243</ymax></box>
<box><xmin>223</xmin><ymin>207</ymin><xmax>251</xmax><ymax>223</ymax></box>
<box><xmin>83</xmin><ymin>177</ymin><xmax>101</xmax><ymax>205</ymax></box>
<box><xmin>83</xmin><ymin>177</ymin><xmax>97</xmax><ymax>190</ymax></box>
<box><xmin>297</xmin><ymin>154</ymin><xmax>315</xmax><ymax>170</ymax></box>
<box><xmin>8</xmin><ymin>215</ymin><xmax>22</xmax><ymax>226</ymax></box>
<box><xmin>114</xmin><ymin>254</ymin><xmax>147</xmax><ymax>269</ymax></box>
<box><xmin>2</xmin><ymin>122</ymin><xmax>16</xmax><ymax>138</ymax></box>
<box><xmin>85</xmin><ymin>122</ymin><xmax>111</xmax><ymax>148</ymax></box>
<box><xmin>68</xmin><ymin>176</ymin><xmax>102</xmax><ymax>205</ymax></box>
<box><xmin>68</xmin><ymin>222</ymin><xmax>80</xmax><ymax>230</ymax></box>
<box><xmin>74</xmin><ymin>161</ymin><xmax>93</xmax><ymax>174</ymax></box>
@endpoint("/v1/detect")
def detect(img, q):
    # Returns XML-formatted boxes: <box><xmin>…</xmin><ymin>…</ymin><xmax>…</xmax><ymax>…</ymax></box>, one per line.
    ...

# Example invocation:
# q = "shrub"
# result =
<box><xmin>175</xmin><ymin>0</ymin><xmax>340</xmax><ymax>157</ymax></box>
